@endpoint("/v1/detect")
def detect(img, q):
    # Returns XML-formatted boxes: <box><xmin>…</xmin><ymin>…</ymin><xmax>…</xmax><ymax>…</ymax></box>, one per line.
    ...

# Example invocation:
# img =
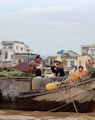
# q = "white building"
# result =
<box><xmin>0</xmin><ymin>41</ymin><xmax>32</xmax><ymax>62</ymax></box>
<box><xmin>81</xmin><ymin>44</ymin><xmax>95</xmax><ymax>58</ymax></box>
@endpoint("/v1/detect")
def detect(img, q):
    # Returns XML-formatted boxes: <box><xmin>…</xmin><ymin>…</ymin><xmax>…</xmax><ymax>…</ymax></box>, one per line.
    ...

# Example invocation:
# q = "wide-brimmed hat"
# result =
<box><xmin>54</xmin><ymin>57</ymin><xmax>62</xmax><ymax>63</ymax></box>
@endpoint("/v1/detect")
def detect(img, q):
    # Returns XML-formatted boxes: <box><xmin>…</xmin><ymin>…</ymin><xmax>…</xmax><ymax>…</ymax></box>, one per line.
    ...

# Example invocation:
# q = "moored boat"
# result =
<box><xmin>0</xmin><ymin>72</ymin><xmax>95</xmax><ymax>113</ymax></box>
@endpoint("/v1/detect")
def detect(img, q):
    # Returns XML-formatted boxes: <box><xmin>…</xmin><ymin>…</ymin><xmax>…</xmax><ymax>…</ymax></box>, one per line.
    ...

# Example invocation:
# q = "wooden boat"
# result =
<box><xmin>0</xmin><ymin>72</ymin><xmax>95</xmax><ymax>113</ymax></box>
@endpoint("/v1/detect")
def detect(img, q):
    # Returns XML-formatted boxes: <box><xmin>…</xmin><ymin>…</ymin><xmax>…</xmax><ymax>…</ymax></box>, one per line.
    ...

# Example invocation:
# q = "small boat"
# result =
<box><xmin>0</xmin><ymin>72</ymin><xmax>95</xmax><ymax>113</ymax></box>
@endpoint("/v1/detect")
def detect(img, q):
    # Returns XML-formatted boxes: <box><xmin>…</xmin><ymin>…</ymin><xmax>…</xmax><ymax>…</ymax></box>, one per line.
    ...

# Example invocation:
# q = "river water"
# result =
<box><xmin>0</xmin><ymin>110</ymin><xmax>95</xmax><ymax>120</ymax></box>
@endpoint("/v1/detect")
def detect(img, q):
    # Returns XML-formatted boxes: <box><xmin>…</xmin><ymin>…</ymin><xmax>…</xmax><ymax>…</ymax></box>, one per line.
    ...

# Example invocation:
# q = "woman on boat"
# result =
<box><xmin>51</xmin><ymin>57</ymin><xmax>65</xmax><ymax>77</ymax></box>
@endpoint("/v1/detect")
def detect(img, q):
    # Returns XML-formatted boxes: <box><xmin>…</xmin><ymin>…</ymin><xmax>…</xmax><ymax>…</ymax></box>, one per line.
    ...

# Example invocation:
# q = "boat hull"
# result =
<box><xmin>0</xmin><ymin>76</ymin><xmax>95</xmax><ymax>112</ymax></box>
<box><xmin>0</xmin><ymin>95</ymin><xmax>95</xmax><ymax>113</ymax></box>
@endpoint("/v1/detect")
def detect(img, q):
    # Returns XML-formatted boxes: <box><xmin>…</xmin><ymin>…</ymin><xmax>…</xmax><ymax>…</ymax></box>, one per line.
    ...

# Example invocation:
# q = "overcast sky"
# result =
<box><xmin>0</xmin><ymin>0</ymin><xmax>95</xmax><ymax>56</ymax></box>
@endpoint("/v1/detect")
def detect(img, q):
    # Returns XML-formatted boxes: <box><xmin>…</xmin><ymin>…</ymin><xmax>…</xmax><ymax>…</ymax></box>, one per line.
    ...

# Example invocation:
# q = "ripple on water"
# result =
<box><xmin>0</xmin><ymin>115</ymin><xmax>95</xmax><ymax>120</ymax></box>
<box><xmin>0</xmin><ymin>110</ymin><xmax>95</xmax><ymax>120</ymax></box>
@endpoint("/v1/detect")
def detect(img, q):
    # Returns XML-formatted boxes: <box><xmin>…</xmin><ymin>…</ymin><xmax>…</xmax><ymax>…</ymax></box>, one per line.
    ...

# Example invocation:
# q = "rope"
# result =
<box><xmin>65</xmin><ymin>82</ymin><xmax>79</xmax><ymax>113</ymax></box>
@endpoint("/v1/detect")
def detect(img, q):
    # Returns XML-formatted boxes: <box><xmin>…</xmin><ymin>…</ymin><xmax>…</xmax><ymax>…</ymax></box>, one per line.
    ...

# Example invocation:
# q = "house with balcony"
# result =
<box><xmin>0</xmin><ymin>41</ymin><xmax>35</xmax><ymax>68</ymax></box>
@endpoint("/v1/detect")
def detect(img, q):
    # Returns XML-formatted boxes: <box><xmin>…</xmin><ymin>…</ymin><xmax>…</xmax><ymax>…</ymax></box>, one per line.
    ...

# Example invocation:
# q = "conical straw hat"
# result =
<box><xmin>54</xmin><ymin>57</ymin><xmax>62</xmax><ymax>63</ymax></box>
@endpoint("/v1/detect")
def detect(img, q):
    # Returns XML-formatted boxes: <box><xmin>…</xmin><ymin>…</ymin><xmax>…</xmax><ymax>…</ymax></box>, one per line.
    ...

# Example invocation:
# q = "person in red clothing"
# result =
<box><xmin>78</xmin><ymin>66</ymin><xmax>87</xmax><ymax>78</ymax></box>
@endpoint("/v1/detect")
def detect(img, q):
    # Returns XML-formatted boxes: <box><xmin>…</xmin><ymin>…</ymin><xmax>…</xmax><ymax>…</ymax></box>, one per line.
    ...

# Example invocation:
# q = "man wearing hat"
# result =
<box><xmin>28</xmin><ymin>55</ymin><xmax>43</xmax><ymax>76</ymax></box>
<box><xmin>51</xmin><ymin>57</ymin><xmax>65</xmax><ymax>77</ymax></box>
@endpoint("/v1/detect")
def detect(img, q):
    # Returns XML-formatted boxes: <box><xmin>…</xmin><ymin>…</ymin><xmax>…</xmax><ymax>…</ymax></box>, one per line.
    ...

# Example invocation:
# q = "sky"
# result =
<box><xmin>0</xmin><ymin>0</ymin><xmax>95</xmax><ymax>56</ymax></box>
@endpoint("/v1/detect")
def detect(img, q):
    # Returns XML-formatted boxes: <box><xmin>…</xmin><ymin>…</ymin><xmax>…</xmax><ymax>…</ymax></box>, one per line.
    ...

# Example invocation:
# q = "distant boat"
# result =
<box><xmin>0</xmin><ymin>73</ymin><xmax>95</xmax><ymax>113</ymax></box>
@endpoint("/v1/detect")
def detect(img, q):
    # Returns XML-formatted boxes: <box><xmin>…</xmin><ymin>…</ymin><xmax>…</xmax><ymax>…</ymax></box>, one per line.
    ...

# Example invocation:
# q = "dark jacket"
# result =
<box><xmin>51</xmin><ymin>66</ymin><xmax>65</xmax><ymax>77</ymax></box>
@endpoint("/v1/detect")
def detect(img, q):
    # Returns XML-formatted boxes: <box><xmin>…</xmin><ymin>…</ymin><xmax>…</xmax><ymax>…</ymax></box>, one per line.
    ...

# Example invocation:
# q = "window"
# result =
<box><xmin>11</xmin><ymin>55</ymin><xmax>13</xmax><ymax>59</ymax></box>
<box><xmin>0</xmin><ymin>50</ymin><xmax>2</xmax><ymax>55</ymax></box>
<box><xmin>16</xmin><ymin>46</ymin><xmax>18</xmax><ymax>50</ymax></box>
<box><xmin>18</xmin><ymin>60</ymin><xmax>21</xmax><ymax>63</ymax></box>
<box><xmin>82</xmin><ymin>47</ymin><xmax>89</xmax><ymax>55</ymax></box>
<box><xmin>9</xmin><ymin>46</ymin><xmax>13</xmax><ymax>49</ymax></box>
<box><xmin>88</xmin><ymin>48</ymin><xmax>95</xmax><ymax>57</ymax></box>
<box><xmin>21</xmin><ymin>47</ymin><xmax>23</xmax><ymax>51</ymax></box>
<box><xmin>5</xmin><ymin>52</ymin><xmax>8</xmax><ymax>59</ymax></box>
<box><xmin>70</xmin><ymin>61</ymin><xmax>74</xmax><ymax>67</ymax></box>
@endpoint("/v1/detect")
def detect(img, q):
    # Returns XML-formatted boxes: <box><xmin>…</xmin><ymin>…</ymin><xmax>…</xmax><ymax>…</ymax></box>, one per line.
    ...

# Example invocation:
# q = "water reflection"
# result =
<box><xmin>0</xmin><ymin>110</ymin><xmax>95</xmax><ymax>120</ymax></box>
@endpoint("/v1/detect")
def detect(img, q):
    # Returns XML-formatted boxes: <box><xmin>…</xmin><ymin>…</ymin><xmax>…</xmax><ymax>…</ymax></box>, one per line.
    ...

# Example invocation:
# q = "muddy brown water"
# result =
<box><xmin>0</xmin><ymin>110</ymin><xmax>95</xmax><ymax>120</ymax></box>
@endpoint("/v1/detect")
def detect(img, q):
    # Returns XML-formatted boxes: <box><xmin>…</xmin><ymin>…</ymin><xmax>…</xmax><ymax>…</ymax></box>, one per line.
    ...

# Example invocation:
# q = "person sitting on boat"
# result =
<box><xmin>78</xmin><ymin>66</ymin><xmax>88</xmax><ymax>78</ymax></box>
<box><xmin>63</xmin><ymin>66</ymin><xmax>87</xmax><ymax>83</ymax></box>
<box><xmin>51</xmin><ymin>57</ymin><xmax>65</xmax><ymax>77</ymax></box>
<box><xmin>64</xmin><ymin>70</ymin><xmax>80</xmax><ymax>83</ymax></box>
<box><xmin>35</xmin><ymin>69</ymin><xmax>42</xmax><ymax>78</ymax></box>
<box><xmin>28</xmin><ymin>55</ymin><xmax>43</xmax><ymax>76</ymax></box>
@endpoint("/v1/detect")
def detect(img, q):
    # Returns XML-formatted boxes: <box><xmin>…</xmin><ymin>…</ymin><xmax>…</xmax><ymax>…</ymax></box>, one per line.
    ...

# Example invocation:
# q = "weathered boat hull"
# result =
<box><xmin>0</xmin><ymin>76</ymin><xmax>95</xmax><ymax>113</ymax></box>
<box><xmin>0</xmin><ymin>97</ymin><xmax>62</xmax><ymax>111</ymax></box>
<box><xmin>0</xmin><ymin>94</ymin><xmax>95</xmax><ymax>113</ymax></box>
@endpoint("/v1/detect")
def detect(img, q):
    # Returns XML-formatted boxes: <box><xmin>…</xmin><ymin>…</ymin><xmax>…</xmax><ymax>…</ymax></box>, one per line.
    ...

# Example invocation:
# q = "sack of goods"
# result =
<box><xmin>45</xmin><ymin>82</ymin><xmax>60</xmax><ymax>91</ymax></box>
<box><xmin>71</xmin><ymin>72</ymin><xmax>80</xmax><ymax>80</ymax></box>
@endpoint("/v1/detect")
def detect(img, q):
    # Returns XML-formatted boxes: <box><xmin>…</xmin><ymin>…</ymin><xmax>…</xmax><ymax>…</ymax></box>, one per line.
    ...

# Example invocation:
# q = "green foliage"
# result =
<box><xmin>0</xmin><ymin>68</ymin><xmax>35</xmax><ymax>77</ymax></box>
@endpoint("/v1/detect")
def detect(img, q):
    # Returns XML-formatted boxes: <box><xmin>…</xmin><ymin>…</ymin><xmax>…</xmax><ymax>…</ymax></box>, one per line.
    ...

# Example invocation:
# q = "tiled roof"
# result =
<box><xmin>14</xmin><ymin>62</ymin><xmax>29</xmax><ymax>72</ymax></box>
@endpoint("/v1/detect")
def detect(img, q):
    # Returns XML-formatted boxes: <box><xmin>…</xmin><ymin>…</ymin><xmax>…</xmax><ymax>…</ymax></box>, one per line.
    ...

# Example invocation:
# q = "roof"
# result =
<box><xmin>67</xmin><ymin>50</ymin><xmax>79</xmax><ymax>57</ymax></box>
<box><xmin>1</xmin><ymin>41</ymin><xmax>24</xmax><ymax>45</ymax></box>
<box><xmin>81</xmin><ymin>44</ymin><xmax>95</xmax><ymax>48</ymax></box>
<box><xmin>57</xmin><ymin>50</ymin><xmax>79</xmax><ymax>58</ymax></box>
<box><xmin>13</xmin><ymin>62</ymin><xmax>29</xmax><ymax>72</ymax></box>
